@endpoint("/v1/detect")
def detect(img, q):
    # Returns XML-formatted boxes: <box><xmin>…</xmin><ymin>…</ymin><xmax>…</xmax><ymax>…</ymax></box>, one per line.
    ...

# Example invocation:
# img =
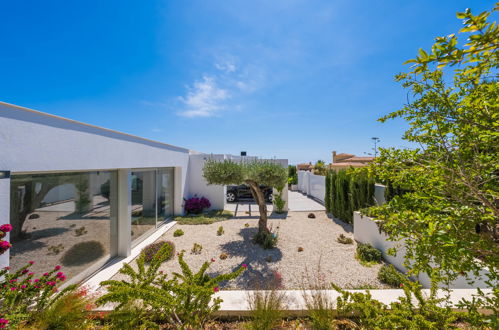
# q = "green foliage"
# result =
<box><xmin>173</xmin><ymin>229</ymin><xmax>184</xmax><ymax>237</ymax></box>
<box><xmin>337</xmin><ymin>234</ymin><xmax>353</xmax><ymax>245</ymax></box>
<box><xmin>141</xmin><ymin>241</ymin><xmax>175</xmax><ymax>263</ymax></box>
<box><xmin>247</xmin><ymin>290</ymin><xmax>286</xmax><ymax>330</ymax></box>
<box><xmin>326</xmin><ymin>169</ymin><xmax>375</xmax><ymax>223</ymax></box>
<box><xmin>97</xmin><ymin>244</ymin><xmax>246</xmax><ymax>329</ymax></box>
<box><xmin>356</xmin><ymin>243</ymin><xmax>382</xmax><ymax>264</ymax></box>
<box><xmin>190</xmin><ymin>242</ymin><xmax>203</xmax><ymax>254</ymax></box>
<box><xmin>30</xmin><ymin>287</ymin><xmax>95</xmax><ymax>330</ymax></box>
<box><xmin>287</xmin><ymin>165</ymin><xmax>298</xmax><ymax>185</ymax></box>
<box><xmin>333</xmin><ymin>280</ymin><xmax>460</xmax><ymax>329</ymax></box>
<box><xmin>367</xmin><ymin>3</ymin><xmax>499</xmax><ymax>297</ymax></box>
<box><xmin>253</xmin><ymin>227</ymin><xmax>278</xmax><ymax>249</ymax></box>
<box><xmin>203</xmin><ymin>159</ymin><xmax>287</xmax><ymax>190</ymax></box>
<box><xmin>313</xmin><ymin>160</ymin><xmax>327</xmax><ymax>176</ymax></box>
<box><xmin>0</xmin><ymin>263</ymin><xmax>73</xmax><ymax>328</ymax></box>
<box><xmin>174</xmin><ymin>209</ymin><xmax>233</xmax><ymax>225</ymax></box>
<box><xmin>273</xmin><ymin>186</ymin><xmax>286</xmax><ymax>213</ymax></box>
<box><xmin>216</xmin><ymin>226</ymin><xmax>224</xmax><ymax>236</ymax></box>
<box><xmin>303</xmin><ymin>290</ymin><xmax>336</xmax><ymax>329</ymax></box>
<box><xmin>377</xmin><ymin>264</ymin><xmax>404</xmax><ymax>288</ymax></box>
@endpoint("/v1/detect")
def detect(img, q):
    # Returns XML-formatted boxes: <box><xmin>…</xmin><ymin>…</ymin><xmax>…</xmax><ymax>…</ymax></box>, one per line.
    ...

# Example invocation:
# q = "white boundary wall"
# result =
<box><xmin>297</xmin><ymin>170</ymin><xmax>325</xmax><ymax>203</ymax></box>
<box><xmin>353</xmin><ymin>211</ymin><xmax>493</xmax><ymax>289</ymax></box>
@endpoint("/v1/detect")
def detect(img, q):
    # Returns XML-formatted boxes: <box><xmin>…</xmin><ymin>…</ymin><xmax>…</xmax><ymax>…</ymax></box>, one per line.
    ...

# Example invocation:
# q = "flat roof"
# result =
<box><xmin>0</xmin><ymin>101</ymin><xmax>190</xmax><ymax>153</ymax></box>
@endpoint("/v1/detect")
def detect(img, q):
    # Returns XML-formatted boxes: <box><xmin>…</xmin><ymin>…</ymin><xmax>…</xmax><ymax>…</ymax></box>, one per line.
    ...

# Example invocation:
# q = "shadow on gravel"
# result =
<box><xmin>326</xmin><ymin>213</ymin><xmax>353</xmax><ymax>233</ymax></box>
<box><xmin>215</xmin><ymin>227</ymin><xmax>284</xmax><ymax>289</ymax></box>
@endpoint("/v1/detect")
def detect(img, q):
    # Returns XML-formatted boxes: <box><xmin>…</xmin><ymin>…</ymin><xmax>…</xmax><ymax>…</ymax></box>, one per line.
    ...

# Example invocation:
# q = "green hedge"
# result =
<box><xmin>325</xmin><ymin>169</ymin><xmax>375</xmax><ymax>223</ymax></box>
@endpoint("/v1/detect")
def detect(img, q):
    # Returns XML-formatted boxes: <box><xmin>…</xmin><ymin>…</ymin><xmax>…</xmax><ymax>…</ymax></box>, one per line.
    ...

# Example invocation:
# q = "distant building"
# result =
<box><xmin>296</xmin><ymin>162</ymin><xmax>313</xmax><ymax>172</ymax></box>
<box><xmin>329</xmin><ymin>151</ymin><xmax>374</xmax><ymax>172</ymax></box>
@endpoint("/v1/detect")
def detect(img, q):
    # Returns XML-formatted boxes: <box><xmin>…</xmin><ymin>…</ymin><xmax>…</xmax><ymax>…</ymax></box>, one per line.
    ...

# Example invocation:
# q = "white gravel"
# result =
<box><xmin>112</xmin><ymin>211</ymin><xmax>388</xmax><ymax>289</ymax></box>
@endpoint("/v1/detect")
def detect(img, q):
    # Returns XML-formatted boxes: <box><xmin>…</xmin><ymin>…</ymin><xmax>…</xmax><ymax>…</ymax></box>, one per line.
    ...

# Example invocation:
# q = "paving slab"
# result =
<box><xmin>288</xmin><ymin>190</ymin><xmax>325</xmax><ymax>211</ymax></box>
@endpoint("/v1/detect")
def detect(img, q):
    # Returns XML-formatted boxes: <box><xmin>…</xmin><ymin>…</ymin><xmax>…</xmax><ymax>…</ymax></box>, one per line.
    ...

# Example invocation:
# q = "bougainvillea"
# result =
<box><xmin>184</xmin><ymin>196</ymin><xmax>211</xmax><ymax>214</ymax></box>
<box><xmin>0</xmin><ymin>223</ymin><xmax>12</xmax><ymax>254</ymax></box>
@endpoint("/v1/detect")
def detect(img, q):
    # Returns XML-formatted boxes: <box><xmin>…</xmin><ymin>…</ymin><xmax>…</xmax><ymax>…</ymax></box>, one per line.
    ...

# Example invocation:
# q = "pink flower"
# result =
<box><xmin>213</xmin><ymin>286</ymin><xmax>220</xmax><ymax>292</ymax></box>
<box><xmin>46</xmin><ymin>281</ymin><xmax>56</xmax><ymax>286</ymax></box>
<box><xmin>43</xmin><ymin>272</ymin><xmax>49</xmax><ymax>277</ymax></box>
<box><xmin>28</xmin><ymin>260</ymin><xmax>35</xmax><ymax>265</ymax></box>
<box><xmin>34</xmin><ymin>279</ymin><xmax>40</xmax><ymax>283</ymax></box>
<box><xmin>21</xmin><ymin>285</ymin><xmax>26</xmax><ymax>289</ymax></box>
<box><xmin>10</xmin><ymin>287</ymin><xmax>16</xmax><ymax>291</ymax></box>
<box><xmin>21</xmin><ymin>269</ymin><xmax>28</xmax><ymax>274</ymax></box>
<box><xmin>54</xmin><ymin>265</ymin><xmax>61</xmax><ymax>270</ymax></box>
<box><xmin>0</xmin><ymin>224</ymin><xmax>13</xmax><ymax>233</ymax></box>
<box><xmin>0</xmin><ymin>241</ymin><xmax>11</xmax><ymax>251</ymax></box>
<box><xmin>56</xmin><ymin>272</ymin><xmax>64</xmax><ymax>278</ymax></box>
<box><xmin>242</xmin><ymin>264</ymin><xmax>248</xmax><ymax>269</ymax></box>
<box><xmin>9</xmin><ymin>279</ymin><xmax>16</xmax><ymax>283</ymax></box>
<box><xmin>0</xmin><ymin>318</ymin><xmax>8</xmax><ymax>329</ymax></box>
<box><xmin>28</xmin><ymin>272</ymin><xmax>34</xmax><ymax>277</ymax></box>
<box><xmin>3</xmin><ymin>267</ymin><xmax>9</xmax><ymax>270</ymax></box>
<box><xmin>58</xmin><ymin>275</ymin><xmax>66</xmax><ymax>281</ymax></box>
<box><xmin>211</xmin><ymin>258</ymin><xmax>216</xmax><ymax>262</ymax></box>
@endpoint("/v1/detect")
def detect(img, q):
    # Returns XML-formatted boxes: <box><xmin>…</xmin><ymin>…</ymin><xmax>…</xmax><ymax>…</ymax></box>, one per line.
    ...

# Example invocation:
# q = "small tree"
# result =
<box><xmin>203</xmin><ymin>159</ymin><xmax>287</xmax><ymax>235</ymax></box>
<box><xmin>313</xmin><ymin>160</ymin><xmax>327</xmax><ymax>176</ymax></box>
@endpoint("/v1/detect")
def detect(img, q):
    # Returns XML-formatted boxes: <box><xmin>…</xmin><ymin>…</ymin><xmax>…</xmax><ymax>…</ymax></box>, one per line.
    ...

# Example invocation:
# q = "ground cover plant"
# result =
<box><xmin>174</xmin><ymin>209</ymin><xmax>233</xmax><ymax>225</ymax></box>
<box><xmin>377</xmin><ymin>264</ymin><xmax>404</xmax><ymax>288</ymax></box>
<box><xmin>173</xmin><ymin>228</ymin><xmax>184</xmax><ymax>237</ymax></box>
<box><xmin>141</xmin><ymin>240</ymin><xmax>175</xmax><ymax>263</ymax></box>
<box><xmin>356</xmin><ymin>243</ymin><xmax>382</xmax><ymax>266</ymax></box>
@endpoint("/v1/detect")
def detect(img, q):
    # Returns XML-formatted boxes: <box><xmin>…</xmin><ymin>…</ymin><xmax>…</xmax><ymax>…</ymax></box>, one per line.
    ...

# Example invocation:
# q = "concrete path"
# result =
<box><xmin>288</xmin><ymin>190</ymin><xmax>325</xmax><ymax>211</ymax></box>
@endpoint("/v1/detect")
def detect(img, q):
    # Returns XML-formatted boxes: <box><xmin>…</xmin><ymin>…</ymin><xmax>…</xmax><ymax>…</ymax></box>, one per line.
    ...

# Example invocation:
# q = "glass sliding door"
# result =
<box><xmin>157</xmin><ymin>168</ymin><xmax>174</xmax><ymax>221</ymax></box>
<box><xmin>9</xmin><ymin>171</ymin><xmax>117</xmax><ymax>282</ymax></box>
<box><xmin>130</xmin><ymin>170</ymin><xmax>157</xmax><ymax>243</ymax></box>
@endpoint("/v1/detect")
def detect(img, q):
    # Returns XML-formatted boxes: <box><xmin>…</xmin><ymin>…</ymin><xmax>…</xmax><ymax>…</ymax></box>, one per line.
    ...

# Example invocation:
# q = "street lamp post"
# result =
<box><xmin>371</xmin><ymin>137</ymin><xmax>380</xmax><ymax>158</ymax></box>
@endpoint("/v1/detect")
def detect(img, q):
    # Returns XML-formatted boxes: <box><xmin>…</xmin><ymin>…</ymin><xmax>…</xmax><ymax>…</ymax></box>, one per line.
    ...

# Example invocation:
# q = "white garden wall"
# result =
<box><xmin>297</xmin><ymin>170</ymin><xmax>325</xmax><ymax>203</ymax></box>
<box><xmin>353</xmin><ymin>211</ymin><xmax>492</xmax><ymax>289</ymax></box>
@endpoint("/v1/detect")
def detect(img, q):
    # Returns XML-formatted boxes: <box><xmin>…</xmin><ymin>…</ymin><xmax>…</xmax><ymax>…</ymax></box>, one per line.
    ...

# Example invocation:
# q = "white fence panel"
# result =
<box><xmin>297</xmin><ymin>171</ymin><xmax>325</xmax><ymax>203</ymax></box>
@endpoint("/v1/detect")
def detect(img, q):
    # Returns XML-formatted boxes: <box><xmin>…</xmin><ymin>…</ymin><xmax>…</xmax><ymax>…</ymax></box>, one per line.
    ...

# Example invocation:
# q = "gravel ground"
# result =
<box><xmin>112</xmin><ymin>211</ymin><xmax>388</xmax><ymax>289</ymax></box>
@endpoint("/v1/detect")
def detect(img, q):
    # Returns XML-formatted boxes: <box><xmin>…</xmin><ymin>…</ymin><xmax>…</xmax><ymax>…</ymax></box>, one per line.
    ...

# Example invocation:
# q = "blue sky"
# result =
<box><xmin>0</xmin><ymin>0</ymin><xmax>495</xmax><ymax>164</ymax></box>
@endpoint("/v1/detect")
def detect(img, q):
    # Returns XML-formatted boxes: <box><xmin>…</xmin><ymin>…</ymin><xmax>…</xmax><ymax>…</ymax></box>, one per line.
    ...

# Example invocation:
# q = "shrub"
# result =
<box><xmin>216</xmin><ymin>226</ymin><xmax>224</xmax><ymax>236</ymax></box>
<box><xmin>191</xmin><ymin>243</ymin><xmax>203</xmax><ymax>254</ymax></box>
<box><xmin>47</xmin><ymin>244</ymin><xmax>65</xmax><ymax>255</ymax></box>
<box><xmin>356</xmin><ymin>243</ymin><xmax>382</xmax><ymax>264</ymax></box>
<box><xmin>30</xmin><ymin>287</ymin><xmax>95</xmax><ymax>329</ymax></box>
<box><xmin>141</xmin><ymin>241</ymin><xmax>175</xmax><ymax>263</ymax></box>
<box><xmin>337</xmin><ymin>234</ymin><xmax>353</xmax><ymax>244</ymax></box>
<box><xmin>254</xmin><ymin>228</ymin><xmax>278</xmax><ymax>249</ymax></box>
<box><xmin>74</xmin><ymin>226</ymin><xmax>87</xmax><ymax>236</ymax></box>
<box><xmin>173</xmin><ymin>229</ymin><xmax>184</xmax><ymax>237</ymax></box>
<box><xmin>219</xmin><ymin>253</ymin><xmax>228</xmax><ymax>260</ymax></box>
<box><xmin>184</xmin><ymin>196</ymin><xmax>211</xmax><ymax>214</ymax></box>
<box><xmin>97</xmin><ymin>246</ymin><xmax>246</xmax><ymax>328</ymax></box>
<box><xmin>247</xmin><ymin>290</ymin><xmax>287</xmax><ymax>330</ymax></box>
<box><xmin>0</xmin><ymin>262</ymin><xmax>70</xmax><ymax>328</ymax></box>
<box><xmin>377</xmin><ymin>264</ymin><xmax>404</xmax><ymax>288</ymax></box>
<box><xmin>333</xmin><ymin>281</ymin><xmax>459</xmax><ymax>329</ymax></box>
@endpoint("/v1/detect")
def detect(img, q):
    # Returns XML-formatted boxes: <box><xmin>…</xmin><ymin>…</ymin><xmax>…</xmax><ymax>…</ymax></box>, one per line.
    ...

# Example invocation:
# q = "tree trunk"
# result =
<box><xmin>245</xmin><ymin>180</ymin><xmax>268</xmax><ymax>234</ymax></box>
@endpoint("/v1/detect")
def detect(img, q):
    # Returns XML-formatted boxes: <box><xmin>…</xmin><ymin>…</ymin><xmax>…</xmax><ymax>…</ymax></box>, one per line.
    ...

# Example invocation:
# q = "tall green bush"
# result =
<box><xmin>326</xmin><ymin>169</ymin><xmax>375</xmax><ymax>223</ymax></box>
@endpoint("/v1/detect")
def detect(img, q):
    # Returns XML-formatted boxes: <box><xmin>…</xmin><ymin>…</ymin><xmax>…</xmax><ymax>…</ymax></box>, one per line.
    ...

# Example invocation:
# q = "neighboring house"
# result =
<box><xmin>296</xmin><ymin>162</ymin><xmax>313</xmax><ymax>172</ymax></box>
<box><xmin>0</xmin><ymin>101</ymin><xmax>287</xmax><ymax>285</ymax></box>
<box><xmin>329</xmin><ymin>151</ymin><xmax>374</xmax><ymax>172</ymax></box>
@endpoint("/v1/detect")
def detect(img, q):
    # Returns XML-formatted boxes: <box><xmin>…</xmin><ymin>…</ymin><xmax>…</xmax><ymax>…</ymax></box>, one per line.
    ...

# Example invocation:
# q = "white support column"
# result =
<box><xmin>116</xmin><ymin>169</ymin><xmax>131</xmax><ymax>257</ymax></box>
<box><xmin>174</xmin><ymin>167</ymin><xmax>183</xmax><ymax>216</ymax></box>
<box><xmin>0</xmin><ymin>172</ymin><xmax>10</xmax><ymax>270</ymax></box>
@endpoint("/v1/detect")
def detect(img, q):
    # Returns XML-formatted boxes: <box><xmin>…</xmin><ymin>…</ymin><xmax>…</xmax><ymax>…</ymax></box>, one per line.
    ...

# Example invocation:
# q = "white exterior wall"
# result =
<box><xmin>297</xmin><ymin>170</ymin><xmax>325</xmax><ymax>203</ymax></box>
<box><xmin>353</xmin><ymin>211</ymin><xmax>493</xmax><ymax>289</ymax></box>
<box><xmin>187</xmin><ymin>154</ymin><xmax>226</xmax><ymax>211</ymax></box>
<box><xmin>0</xmin><ymin>103</ymin><xmax>190</xmax><ymax>209</ymax></box>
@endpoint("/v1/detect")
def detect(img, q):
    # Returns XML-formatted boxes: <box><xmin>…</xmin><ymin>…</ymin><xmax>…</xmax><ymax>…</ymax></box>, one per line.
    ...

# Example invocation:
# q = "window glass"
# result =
<box><xmin>9</xmin><ymin>171</ymin><xmax>117</xmax><ymax>281</ymax></box>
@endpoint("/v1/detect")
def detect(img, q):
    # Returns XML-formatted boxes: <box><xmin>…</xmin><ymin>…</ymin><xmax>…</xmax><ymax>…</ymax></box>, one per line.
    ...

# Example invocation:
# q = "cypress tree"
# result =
<box><xmin>325</xmin><ymin>171</ymin><xmax>331</xmax><ymax>212</ymax></box>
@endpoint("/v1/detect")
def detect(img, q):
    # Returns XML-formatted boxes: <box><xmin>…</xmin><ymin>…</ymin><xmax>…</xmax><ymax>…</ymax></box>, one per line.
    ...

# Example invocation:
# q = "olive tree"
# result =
<box><xmin>368</xmin><ymin>4</ymin><xmax>498</xmax><ymax>289</ymax></box>
<box><xmin>202</xmin><ymin>159</ymin><xmax>287</xmax><ymax>235</ymax></box>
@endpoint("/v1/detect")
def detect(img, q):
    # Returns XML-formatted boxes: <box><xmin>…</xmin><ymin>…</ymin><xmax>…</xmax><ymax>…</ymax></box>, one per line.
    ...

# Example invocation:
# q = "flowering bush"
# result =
<box><xmin>0</xmin><ymin>224</ymin><xmax>12</xmax><ymax>255</ymax></box>
<box><xmin>184</xmin><ymin>195</ymin><xmax>211</xmax><ymax>214</ymax></box>
<box><xmin>0</xmin><ymin>262</ymin><xmax>70</xmax><ymax>328</ymax></box>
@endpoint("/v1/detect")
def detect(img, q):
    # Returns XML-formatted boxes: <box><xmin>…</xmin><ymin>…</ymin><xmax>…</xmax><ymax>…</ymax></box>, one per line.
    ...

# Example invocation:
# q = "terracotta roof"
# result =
<box><xmin>329</xmin><ymin>162</ymin><xmax>367</xmax><ymax>167</ymax></box>
<box><xmin>335</xmin><ymin>153</ymin><xmax>355</xmax><ymax>158</ymax></box>
<box><xmin>343</xmin><ymin>156</ymin><xmax>374</xmax><ymax>162</ymax></box>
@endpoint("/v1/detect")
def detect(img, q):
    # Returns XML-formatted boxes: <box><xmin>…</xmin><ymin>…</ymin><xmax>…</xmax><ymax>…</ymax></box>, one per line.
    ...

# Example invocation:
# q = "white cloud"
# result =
<box><xmin>215</xmin><ymin>60</ymin><xmax>237</xmax><ymax>73</ymax></box>
<box><xmin>178</xmin><ymin>76</ymin><xmax>229</xmax><ymax>117</ymax></box>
